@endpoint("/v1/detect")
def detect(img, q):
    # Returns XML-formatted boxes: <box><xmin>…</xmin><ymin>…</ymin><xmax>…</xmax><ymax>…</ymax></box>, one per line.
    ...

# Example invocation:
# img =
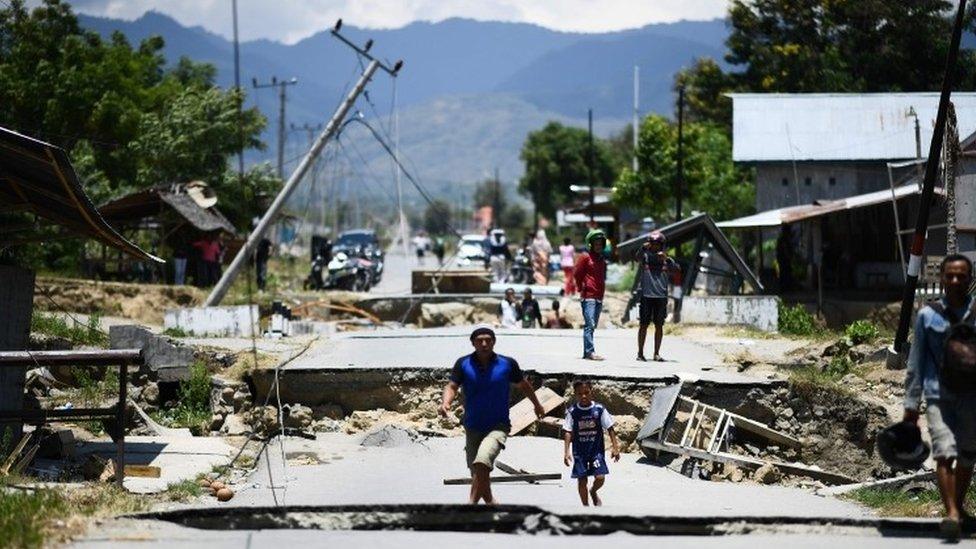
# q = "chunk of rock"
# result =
<box><xmin>420</xmin><ymin>302</ymin><xmax>474</xmax><ymax>327</ymax></box>
<box><xmin>609</xmin><ymin>415</ymin><xmax>641</xmax><ymax>447</ymax></box>
<box><xmin>283</xmin><ymin>404</ymin><xmax>313</xmax><ymax>429</ymax></box>
<box><xmin>246</xmin><ymin>406</ymin><xmax>279</xmax><ymax>436</ymax></box>
<box><xmin>753</xmin><ymin>463</ymin><xmax>782</xmax><ymax>484</ymax></box>
<box><xmin>140</xmin><ymin>383</ymin><xmax>160</xmax><ymax>406</ymax></box>
<box><xmin>360</xmin><ymin>424</ymin><xmax>422</xmax><ymax>448</ymax></box>
<box><xmin>221</xmin><ymin>413</ymin><xmax>249</xmax><ymax>436</ymax></box>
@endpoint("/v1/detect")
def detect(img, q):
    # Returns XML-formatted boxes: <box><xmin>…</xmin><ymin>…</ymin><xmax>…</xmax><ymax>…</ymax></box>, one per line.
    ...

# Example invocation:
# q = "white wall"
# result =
<box><xmin>681</xmin><ymin>296</ymin><xmax>778</xmax><ymax>332</ymax></box>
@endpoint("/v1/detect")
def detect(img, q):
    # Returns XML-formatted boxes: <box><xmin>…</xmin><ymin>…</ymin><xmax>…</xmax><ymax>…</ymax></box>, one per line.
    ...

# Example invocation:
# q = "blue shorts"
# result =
<box><xmin>571</xmin><ymin>453</ymin><xmax>609</xmax><ymax>478</ymax></box>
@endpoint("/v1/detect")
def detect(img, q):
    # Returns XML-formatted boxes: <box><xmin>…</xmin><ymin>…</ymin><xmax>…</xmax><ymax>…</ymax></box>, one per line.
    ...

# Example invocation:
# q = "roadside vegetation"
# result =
<box><xmin>846</xmin><ymin>484</ymin><xmax>976</xmax><ymax>518</ymax></box>
<box><xmin>30</xmin><ymin>311</ymin><xmax>107</xmax><ymax>347</ymax></box>
<box><xmin>0</xmin><ymin>482</ymin><xmax>145</xmax><ymax>548</ymax></box>
<box><xmin>151</xmin><ymin>361</ymin><xmax>212</xmax><ymax>435</ymax></box>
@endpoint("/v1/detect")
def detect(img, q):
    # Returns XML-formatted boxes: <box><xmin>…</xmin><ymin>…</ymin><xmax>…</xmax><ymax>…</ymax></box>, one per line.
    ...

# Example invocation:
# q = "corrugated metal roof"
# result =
<box><xmin>716</xmin><ymin>184</ymin><xmax>936</xmax><ymax>229</ymax></box>
<box><xmin>0</xmin><ymin>126</ymin><xmax>160</xmax><ymax>261</ymax></box>
<box><xmin>730</xmin><ymin>93</ymin><xmax>976</xmax><ymax>162</ymax></box>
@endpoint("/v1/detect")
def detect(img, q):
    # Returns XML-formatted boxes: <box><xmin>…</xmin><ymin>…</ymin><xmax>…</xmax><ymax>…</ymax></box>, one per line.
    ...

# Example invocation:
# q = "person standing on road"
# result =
<box><xmin>255</xmin><ymin>237</ymin><xmax>272</xmax><ymax>291</ymax></box>
<box><xmin>904</xmin><ymin>254</ymin><xmax>976</xmax><ymax>540</ymax></box>
<box><xmin>439</xmin><ymin>326</ymin><xmax>545</xmax><ymax>505</ymax></box>
<box><xmin>488</xmin><ymin>228</ymin><xmax>512</xmax><ymax>283</ymax></box>
<box><xmin>498</xmin><ymin>287</ymin><xmax>521</xmax><ymax>329</ymax></box>
<box><xmin>559</xmin><ymin>238</ymin><xmax>577</xmax><ymax>295</ymax></box>
<box><xmin>634</xmin><ymin>231</ymin><xmax>679</xmax><ymax>362</ymax></box>
<box><xmin>520</xmin><ymin>288</ymin><xmax>543</xmax><ymax>329</ymax></box>
<box><xmin>574</xmin><ymin>229</ymin><xmax>608</xmax><ymax>360</ymax></box>
<box><xmin>531</xmin><ymin>229</ymin><xmax>553</xmax><ymax>285</ymax></box>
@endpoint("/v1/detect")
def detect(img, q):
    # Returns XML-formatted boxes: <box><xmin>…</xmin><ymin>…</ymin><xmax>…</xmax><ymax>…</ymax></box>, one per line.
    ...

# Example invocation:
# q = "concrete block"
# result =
<box><xmin>164</xmin><ymin>305</ymin><xmax>259</xmax><ymax>338</ymax></box>
<box><xmin>681</xmin><ymin>295</ymin><xmax>778</xmax><ymax>332</ymax></box>
<box><xmin>290</xmin><ymin>321</ymin><xmax>335</xmax><ymax>336</ymax></box>
<box><xmin>110</xmin><ymin>324</ymin><xmax>195</xmax><ymax>382</ymax></box>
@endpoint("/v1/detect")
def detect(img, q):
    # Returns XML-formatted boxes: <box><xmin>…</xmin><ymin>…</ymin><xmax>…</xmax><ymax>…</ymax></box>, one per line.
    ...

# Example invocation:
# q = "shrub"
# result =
<box><xmin>777</xmin><ymin>302</ymin><xmax>817</xmax><ymax>336</ymax></box>
<box><xmin>844</xmin><ymin>320</ymin><xmax>881</xmax><ymax>345</ymax></box>
<box><xmin>824</xmin><ymin>354</ymin><xmax>854</xmax><ymax>379</ymax></box>
<box><xmin>30</xmin><ymin>311</ymin><xmax>107</xmax><ymax>347</ymax></box>
<box><xmin>153</xmin><ymin>361</ymin><xmax>212</xmax><ymax>434</ymax></box>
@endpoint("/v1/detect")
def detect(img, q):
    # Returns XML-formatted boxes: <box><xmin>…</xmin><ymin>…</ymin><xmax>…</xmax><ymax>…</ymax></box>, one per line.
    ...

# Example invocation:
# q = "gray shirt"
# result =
<box><xmin>635</xmin><ymin>248</ymin><xmax>677</xmax><ymax>298</ymax></box>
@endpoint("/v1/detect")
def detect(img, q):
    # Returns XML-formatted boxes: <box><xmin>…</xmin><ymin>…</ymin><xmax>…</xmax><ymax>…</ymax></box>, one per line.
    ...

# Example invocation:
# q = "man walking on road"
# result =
<box><xmin>903</xmin><ymin>254</ymin><xmax>976</xmax><ymax>540</ymax></box>
<box><xmin>635</xmin><ymin>231</ymin><xmax>678</xmax><ymax>361</ymax></box>
<box><xmin>439</xmin><ymin>326</ymin><xmax>545</xmax><ymax>504</ymax></box>
<box><xmin>574</xmin><ymin>229</ymin><xmax>608</xmax><ymax>360</ymax></box>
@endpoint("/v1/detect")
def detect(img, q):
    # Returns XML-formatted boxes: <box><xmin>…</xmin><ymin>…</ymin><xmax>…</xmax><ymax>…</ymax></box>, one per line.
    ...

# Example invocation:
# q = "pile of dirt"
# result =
<box><xmin>35</xmin><ymin>277</ymin><xmax>204</xmax><ymax>325</ymax></box>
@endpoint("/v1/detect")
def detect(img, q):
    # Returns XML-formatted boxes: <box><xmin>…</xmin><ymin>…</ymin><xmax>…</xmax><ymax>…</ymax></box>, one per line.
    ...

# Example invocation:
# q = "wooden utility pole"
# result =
<box><xmin>675</xmin><ymin>85</ymin><xmax>685</xmax><ymax>221</ymax></box>
<box><xmin>0</xmin><ymin>267</ymin><xmax>34</xmax><ymax>443</ymax></box>
<box><xmin>588</xmin><ymin>108</ymin><xmax>595</xmax><ymax>226</ymax></box>
<box><xmin>253</xmin><ymin>76</ymin><xmax>298</xmax><ymax>179</ymax></box>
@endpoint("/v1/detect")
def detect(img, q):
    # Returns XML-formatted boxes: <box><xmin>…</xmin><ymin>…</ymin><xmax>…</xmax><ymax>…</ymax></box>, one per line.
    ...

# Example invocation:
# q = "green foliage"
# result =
<box><xmin>153</xmin><ymin>361</ymin><xmax>211</xmax><ymax>434</ymax></box>
<box><xmin>0</xmin><ymin>0</ymin><xmax>269</xmax><ymax>270</ymax></box>
<box><xmin>519</xmin><ymin>121</ymin><xmax>617</xmax><ymax>221</ymax></box>
<box><xmin>164</xmin><ymin>479</ymin><xmax>204</xmax><ymax>502</ymax></box>
<box><xmin>824</xmin><ymin>354</ymin><xmax>854</xmax><ymax>379</ymax></box>
<box><xmin>31</xmin><ymin>311</ymin><xmax>107</xmax><ymax>347</ymax></box>
<box><xmin>614</xmin><ymin>265</ymin><xmax>637</xmax><ymax>293</ymax></box>
<box><xmin>673</xmin><ymin>58</ymin><xmax>735</xmax><ymax>131</ymax></box>
<box><xmin>0</xmin><ymin>489</ymin><xmax>67</xmax><ymax>548</ymax></box>
<box><xmin>161</xmin><ymin>326</ymin><xmax>188</xmax><ymax>338</ymax></box>
<box><xmin>777</xmin><ymin>302</ymin><xmax>817</xmax><ymax>336</ymax></box>
<box><xmin>613</xmin><ymin>115</ymin><xmax>754</xmax><ymax>222</ymax></box>
<box><xmin>422</xmin><ymin>199</ymin><xmax>453</xmax><ymax>235</ymax></box>
<box><xmin>846</xmin><ymin>484</ymin><xmax>976</xmax><ymax>517</ymax></box>
<box><xmin>844</xmin><ymin>320</ymin><xmax>881</xmax><ymax>345</ymax></box>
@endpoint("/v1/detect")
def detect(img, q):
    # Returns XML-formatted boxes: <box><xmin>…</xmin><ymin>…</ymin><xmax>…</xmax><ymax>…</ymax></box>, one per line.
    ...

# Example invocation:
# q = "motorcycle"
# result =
<box><xmin>509</xmin><ymin>248</ymin><xmax>533</xmax><ymax>285</ymax></box>
<box><xmin>304</xmin><ymin>253</ymin><xmax>327</xmax><ymax>290</ymax></box>
<box><xmin>326</xmin><ymin>251</ymin><xmax>373</xmax><ymax>292</ymax></box>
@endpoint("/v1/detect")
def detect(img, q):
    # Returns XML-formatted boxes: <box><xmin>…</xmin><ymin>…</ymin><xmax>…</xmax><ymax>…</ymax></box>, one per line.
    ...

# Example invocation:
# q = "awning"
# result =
<box><xmin>0</xmin><ymin>126</ymin><xmax>159</xmax><ymax>261</ymax></box>
<box><xmin>717</xmin><ymin>184</ymin><xmax>932</xmax><ymax>230</ymax></box>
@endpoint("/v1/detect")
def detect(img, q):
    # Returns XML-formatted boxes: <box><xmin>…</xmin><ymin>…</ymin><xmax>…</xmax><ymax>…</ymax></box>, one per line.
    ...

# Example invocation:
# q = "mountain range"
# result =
<box><xmin>78</xmin><ymin>12</ymin><xmax>729</xmax><ymax>206</ymax></box>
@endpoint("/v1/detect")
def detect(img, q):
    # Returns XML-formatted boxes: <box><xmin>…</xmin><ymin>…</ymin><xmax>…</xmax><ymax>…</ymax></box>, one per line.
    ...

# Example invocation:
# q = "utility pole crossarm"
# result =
<box><xmin>205</xmin><ymin>60</ymin><xmax>382</xmax><ymax>306</ymax></box>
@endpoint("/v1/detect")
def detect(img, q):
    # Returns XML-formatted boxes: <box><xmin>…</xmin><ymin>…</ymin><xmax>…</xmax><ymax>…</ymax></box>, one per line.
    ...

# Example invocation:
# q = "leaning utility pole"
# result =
<box><xmin>253</xmin><ymin>76</ymin><xmax>298</xmax><ymax>179</ymax></box>
<box><xmin>633</xmin><ymin>65</ymin><xmax>639</xmax><ymax>173</ymax></box>
<box><xmin>675</xmin><ymin>85</ymin><xmax>685</xmax><ymax>221</ymax></box>
<box><xmin>206</xmin><ymin>21</ymin><xmax>402</xmax><ymax>306</ymax></box>
<box><xmin>892</xmin><ymin>0</ymin><xmax>968</xmax><ymax>360</ymax></box>
<box><xmin>588</xmin><ymin>108</ymin><xmax>595</xmax><ymax>226</ymax></box>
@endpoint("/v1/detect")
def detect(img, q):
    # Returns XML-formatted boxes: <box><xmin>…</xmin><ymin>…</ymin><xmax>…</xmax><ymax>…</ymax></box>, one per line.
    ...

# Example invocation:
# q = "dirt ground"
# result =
<box><xmin>35</xmin><ymin>277</ymin><xmax>205</xmax><ymax>325</ymax></box>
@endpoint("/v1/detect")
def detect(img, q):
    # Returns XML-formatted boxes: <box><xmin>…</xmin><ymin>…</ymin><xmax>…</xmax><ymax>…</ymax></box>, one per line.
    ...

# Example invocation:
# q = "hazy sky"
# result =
<box><xmin>55</xmin><ymin>0</ymin><xmax>729</xmax><ymax>43</ymax></box>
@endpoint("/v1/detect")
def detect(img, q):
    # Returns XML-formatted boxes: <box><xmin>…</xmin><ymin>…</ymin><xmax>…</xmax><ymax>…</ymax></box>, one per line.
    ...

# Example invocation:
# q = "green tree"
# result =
<box><xmin>613</xmin><ymin>115</ymin><xmax>753</xmax><ymax>222</ymax></box>
<box><xmin>518</xmin><ymin>121</ymin><xmax>616</xmax><ymax>224</ymax></box>
<box><xmin>422</xmin><ymin>199</ymin><xmax>453</xmax><ymax>235</ymax></box>
<box><xmin>673</xmin><ymin>58</ymin><xmax>735</xmax><ymax>131</ymax></box>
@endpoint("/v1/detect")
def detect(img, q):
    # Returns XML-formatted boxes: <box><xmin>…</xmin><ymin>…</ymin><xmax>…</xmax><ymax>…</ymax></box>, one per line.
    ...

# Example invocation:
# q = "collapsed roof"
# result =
<box><xmin>99</xmin><ymin>185</ymin><xmax>236</xmax><ymax>235</ymax></box>
<box><xmin>0</xmin><ymin>126</ymin><xmax>158</xmax><ymax>261</ymax></box>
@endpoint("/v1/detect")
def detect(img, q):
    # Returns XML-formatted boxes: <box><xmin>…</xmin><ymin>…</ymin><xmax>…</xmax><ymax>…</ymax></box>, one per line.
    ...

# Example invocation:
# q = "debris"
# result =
<box><xmin>282</xmin><ymin>403</ymin><xmax>313</xmax><ymax>429</ymax></box>
<box><xmin>129</xmin><ymin>398</ymin><xmax>192</xmax><ymax>437</ymax></box>
<box><xmin>220</xmin><ymin>414</ymin><xmax>249</xmax><ymax>436</ymax></box>
<box><xmin>124</xmin><ymin>465</ymin><xmax>161</xmax><ymax>478</ymax></box>
<box><xmin>37</xmin><ymin>429</ymin><xmax>75</xmax><ymax>459</ymax></box>
<box><xmin>754</xmin><ymin>463</ymin><xmax>782</xmax><ymax>484</ymax></box>
<box><xmin>509</xmin><ymin>387</ymin><xmax>564</xmax><ymax>436</ymax></box>
<box><xmin>420</xmin><ymin>302</ymin><xmax>476</xmax><ymax>327</ymax></box>
<box><xmin>0</xmin><ymin>434</ymin><xmax>32</xmax><ymax>475</ymax></box>
<box><xmin>82</xmin><ymin>454</ymin><xmax>115</xmax><ymax>482</ymax></box>
<box><xmin>110</xmin><ymin>324</ymin><xmax>195</xmax><ymax>382</ymax></box>
<box><xmin>443</xmin><ymin>473</ymin><xmax>561</xmax><ymax>485</ymax></box>
<box><xmin>360</xmin><ymin>425</ymin><xmax>423</xmax><ymax>448</ymax></box>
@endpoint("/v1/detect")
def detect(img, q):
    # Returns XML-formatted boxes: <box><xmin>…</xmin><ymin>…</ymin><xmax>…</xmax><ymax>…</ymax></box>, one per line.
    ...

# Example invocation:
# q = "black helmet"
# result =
<box><xmin>877</xmin><ymin>422</ymin><xmax>930</xmax><ymax>470</ymax></box>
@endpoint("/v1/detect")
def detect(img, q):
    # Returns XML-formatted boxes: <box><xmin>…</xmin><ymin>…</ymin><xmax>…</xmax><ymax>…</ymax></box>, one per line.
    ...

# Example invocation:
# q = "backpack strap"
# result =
<box><xmin>928</xmin><ymin>300</ymin><xmax>959</xmax><ymax>324</ymax></box>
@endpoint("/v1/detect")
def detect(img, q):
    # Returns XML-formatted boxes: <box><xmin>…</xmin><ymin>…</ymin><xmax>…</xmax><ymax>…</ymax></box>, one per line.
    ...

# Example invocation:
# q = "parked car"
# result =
<box><xmin>456</xmin><ymin>234</ymin><xmax>488</xmax><ymax>266</ymax></box>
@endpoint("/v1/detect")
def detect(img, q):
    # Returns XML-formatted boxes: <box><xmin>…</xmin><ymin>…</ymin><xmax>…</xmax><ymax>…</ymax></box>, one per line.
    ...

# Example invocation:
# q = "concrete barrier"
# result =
<box><xmin>680</xmin><ymin>296</ymin><xmax>778</xmax><ymax>332</ymax></box>
<box><xmin>164</xmin><ymin>305</ymin><xmax>259</xmax><ymax>337</ymax></box>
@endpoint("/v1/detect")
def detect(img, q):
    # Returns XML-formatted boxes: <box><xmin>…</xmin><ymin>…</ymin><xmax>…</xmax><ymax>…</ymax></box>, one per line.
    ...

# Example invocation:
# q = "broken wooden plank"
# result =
<box><xmin>728</xmin><ymin>415</ymin><xmax>802</xmax><ymax>450</ymax></box>
<box><xmin>537</xmin><ymin>416</ymin><xmax>563</xmax><ymax>429</ymax></box>
<box><xmin>123</xmin><ymin>464</ymin><xmax>161</xmax><ymax>478</ymax></box>
<box><xmin>0</xmin><ymin>434</ymin><xmax>30</xmax><ymax>475</ymax></box>
<box><xmin>640</xmin><ymin>438</ymin><xmax>856</xmax><ymax>486</ymax></box>
<box><xmin>508</xmin><ymin>387</ymin><xmax>564</xmax><ymax>436</ymax></box>
<box><xmin>443</xmin><ymin>473</ymin><xmax>561</xmax><ymax>485</ymax></box>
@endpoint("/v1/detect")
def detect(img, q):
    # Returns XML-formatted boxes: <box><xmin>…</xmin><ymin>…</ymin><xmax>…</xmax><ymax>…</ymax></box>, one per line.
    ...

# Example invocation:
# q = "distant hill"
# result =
<box><xmin>78</xmin><ymin>13</ymin><xmax>728</xmax><ymax>195</ymax></box>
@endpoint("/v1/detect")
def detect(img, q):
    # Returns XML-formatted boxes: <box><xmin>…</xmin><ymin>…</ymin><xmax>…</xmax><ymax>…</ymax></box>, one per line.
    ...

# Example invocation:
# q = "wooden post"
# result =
<box><xmin>0</xmin><ymin>267</ymin><xmax>35</xmax><ymax>444</ymax></box>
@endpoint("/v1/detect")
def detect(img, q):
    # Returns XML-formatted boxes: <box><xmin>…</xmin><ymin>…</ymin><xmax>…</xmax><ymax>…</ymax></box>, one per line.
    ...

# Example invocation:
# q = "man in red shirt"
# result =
<box><xmin>574</xmin><ymin>229</ymin><xmax>608</xmax><ymax>360</ymax></box>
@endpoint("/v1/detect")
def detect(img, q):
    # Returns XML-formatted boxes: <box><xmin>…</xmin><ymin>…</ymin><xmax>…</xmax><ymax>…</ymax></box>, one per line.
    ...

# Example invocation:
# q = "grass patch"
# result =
<box><xmin>161</xmin><ymin>326</ymin><xmax>189</xmax><ymax>338</ymax></box>
<box><xmin>0</xmin><ymin>483</ymin><xmax>145</xmax><ymax>548</ymax></box>
<box><xmin>225</xmin><ymin>350</ymin><xmax>276</xmax><ymax>381</ymax></box>
<box><xmin>613</xmin><ymin>265</ymin><xmax>636</xmax><ymax>293</ymax></box>
<box><xmin>787</xmin><ymin>365</ymin><xmax>853</xmax><ymax>395</ymax></box>
<box><xmin>163</xmin><ymin>479</ymin><xmax>204</xmax><ymax>502</ymax></box>
<box><xmin>722</xmin><ymin>326</ymin><xmax>780</xmax><ymax>340</ymax></box>
<box><xmin>845</xmin><ymin>484</ymin><xmax>976</xmax><ymax>517</ymax></box>
<box><xmin>30</xmin><ymin>311</ymin><xmax>107</xmax><ymax>347</ymax></box>
<box><xmin>151</xmin><ymin>361</ymin><xmax>212</xmax><ymax>435</ymax></box>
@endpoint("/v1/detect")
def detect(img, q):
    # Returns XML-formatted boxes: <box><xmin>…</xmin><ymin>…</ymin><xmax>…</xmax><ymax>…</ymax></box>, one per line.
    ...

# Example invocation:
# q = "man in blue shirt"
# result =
<box><xmin>904</xmin><ymin>254</ymin><xmax>976</xmax><ymax>538</ymax></box>
<box><xmin>439</xmin><ymin>326</ymin><xmax>545</xmax><ymax>504</ymax></box>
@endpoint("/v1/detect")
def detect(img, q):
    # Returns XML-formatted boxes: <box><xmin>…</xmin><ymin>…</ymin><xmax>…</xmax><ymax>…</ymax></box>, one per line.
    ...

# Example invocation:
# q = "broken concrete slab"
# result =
<box><xmin>110</xmin><ymin>324</ymin><xmax>195</xmax><ymax>382</ymax></box>
<box><xmin>164</xmin><ymin>305</ymin><xmax>259</xmax><ymax>338</ymax></box>
<box><xmin>75</xmin><ymin>435</ymin><xmax>236</xmax><ymax>494</ymax></box>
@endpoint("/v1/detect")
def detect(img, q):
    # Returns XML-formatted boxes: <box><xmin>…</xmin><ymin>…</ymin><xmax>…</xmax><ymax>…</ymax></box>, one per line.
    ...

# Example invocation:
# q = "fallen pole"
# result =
<box><xmin>892</xmin><ymin>0</ymin><xmax>968</xmax><ymax>358</ymax></box>
<box><xmin>205</xmin><ymin>59</ymin><xmax>381</xmax><ymax>306</ymax></box>
<box><xmin>443</xmin><ymin>473</ymin><xmax>562</xmax><ymax>485</ymax></box>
